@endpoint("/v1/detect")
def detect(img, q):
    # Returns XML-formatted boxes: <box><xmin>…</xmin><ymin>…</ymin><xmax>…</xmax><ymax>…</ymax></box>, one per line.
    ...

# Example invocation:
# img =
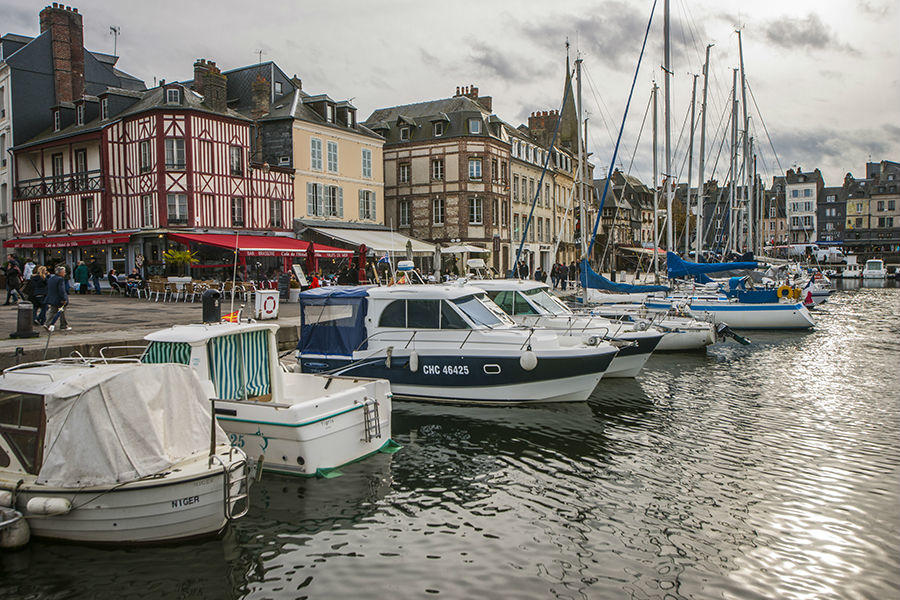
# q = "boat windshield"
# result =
<box><xmin>522</xmin><ymin>287</ymin><xmax>572</xmax><ymax>316</ymax></box>
<box><xmin>452</xmin><ymin>293</ymin><xmax>514</xmax><ymax>328</ymax></box>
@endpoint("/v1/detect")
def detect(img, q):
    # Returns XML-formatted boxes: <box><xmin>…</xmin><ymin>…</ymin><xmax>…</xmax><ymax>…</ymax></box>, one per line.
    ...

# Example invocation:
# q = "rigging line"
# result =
<box><xmin>588</xmin><ymin>0</ymin><xmax>658</xmax><ymax>258</ymax></box>
<box><xmin>598</xmin><ymin>90</ymin><xmax>654</xmax><ymax>268</ymax></box>
<box><xmin>513</xmin><ymin>67</ymin><xmax>572</xmax><ymax>271</ymax></box>
<box><xmin>701</xmin><ymin>85</ymin><xmax>731</xmax><ymax>178</ymax></box>
<box><xmin>583</xmin><ymin>63</ymin><xmax>628</xmax><ymax>157</ymax></box>
<box><xmin>706</xmin><ymin>79</ymin><xmax>737</xmax><ymax>182</ymax></box>
<box><xmin>746</xmin><ymin>78</ymin><xmax>784</xmax><ymax>176</ymax></box>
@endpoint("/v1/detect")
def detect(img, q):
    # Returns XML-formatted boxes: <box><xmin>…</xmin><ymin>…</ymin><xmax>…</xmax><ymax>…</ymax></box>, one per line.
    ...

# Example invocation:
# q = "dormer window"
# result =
<box><xmin>468</xmin><ymin>118</ymin><xmax>481</xmax><ymax>134</ymax></box>
<box><xmin>399</xmin><ymin>126</ymin><xmax>410</xmax><ymax>141</ymax></box>
<box><xmin>166</xmin><ymin>88</ymin><xmax>180</xmax><ymax>104</ymax></box>
<box><xmin>100</xmin><ymin>98</ymin><xmax>108</xmax><ymax>120</ymax></box>
<box><xmin>326</xmin><ymin>104</ymin><xmax>334</xmax><ymax>123</ymax></box>
<box><xmin>53</xmin><ymin>110</ymin><xmax>61</xmax><ymax>132</ymax></box>
<box><xmin>275</xmin><ymin>81</ymin><xmax>283</xmax><ymax>95</ymax></box>
<box><xmin>347</xmin><ymin>109</ymin><xmax>355</xmax><ymax>127</ymax></box>
<box><xmin>433</xmin><ymin>122</ymin><xmax>444</xmax><ymax>137</ymax></box>
<box><xmin>76</xmin><ymin>104</ymin><xmax>84</xmax><ymax>125</ymax></box>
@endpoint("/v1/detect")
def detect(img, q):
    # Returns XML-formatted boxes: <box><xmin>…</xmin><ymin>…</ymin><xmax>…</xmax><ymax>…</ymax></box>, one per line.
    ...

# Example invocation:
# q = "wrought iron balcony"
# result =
<box><xmin>14</xmin><ymin>170</ymin><xmax>103</xmax><ymax>199</ymax></box>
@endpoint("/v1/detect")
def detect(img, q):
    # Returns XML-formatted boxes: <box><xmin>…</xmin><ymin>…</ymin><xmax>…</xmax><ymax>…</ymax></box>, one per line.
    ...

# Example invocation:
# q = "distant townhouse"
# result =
<box><xmin>865</xmin><ymin>161</ymin><xmax>900</xmax><ymax>252</ymax></box>
<box><xmin>784</xmin><ymin>168</ymin><xmax>823</xmax><ymax>244</ymax></box>
<box><xmin>6</xmin><ymin>58</ymin><xmax>293</xmax><ymax>276</ymax></box>
<box><xmin>817</xmin><ymin>186</ymin><xmax>846</xmax><ymax>245</ymax></box>
<box><xmin>365</xmin><ymin>85</ymin><xmax>590</xmax><ymax>274</ymax></box>
<box><xmin>761</xmin><ymin>176</ymin><xmax>787</xmax><ymax>247</ymax></box>
<box><xmin>0</xmin><ymin>3</ymin><xmax>145</xmax><ymax>256</ymax></box>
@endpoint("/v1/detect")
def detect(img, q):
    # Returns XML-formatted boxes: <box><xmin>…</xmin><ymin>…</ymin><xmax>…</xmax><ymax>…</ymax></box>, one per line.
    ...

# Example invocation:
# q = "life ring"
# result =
<box><xmin>776</xmin><ymin>284</ymin><xmax>791</xmax><ymax>299</ymax></box>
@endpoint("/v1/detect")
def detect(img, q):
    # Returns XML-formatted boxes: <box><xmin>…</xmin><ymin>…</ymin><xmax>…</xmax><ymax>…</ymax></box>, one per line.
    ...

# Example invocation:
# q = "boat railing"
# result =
<box><xmin>520</xmin><ymin>315</ymin><xmax>613</xmax><ymax>339</ymax></box>
<box><xmin>354</xmin><ymin>327</ymin><xmax>552</xmax><ymax>354</ymax></box>
<box><xmin>2</xmin><ymin>354</ymin><xmax>142</xmax><ymax>375</ymax></box>
<box><xmin>209</xmin><ymin>449</ymin><xmax>250</xmax><ymax>521</ymax></box>
<box><xmin>99</xmin><ymin>345</ymin><xmax>148</xmax><ymax>361</ymax></box>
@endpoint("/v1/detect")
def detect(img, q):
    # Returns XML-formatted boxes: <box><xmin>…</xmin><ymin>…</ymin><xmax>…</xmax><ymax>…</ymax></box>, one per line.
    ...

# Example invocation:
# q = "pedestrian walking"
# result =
<box><xmin>23</xmin><ymin>257</ymin><xmax>36</xmax><ymax>280</ymax></box>
<box><xmin>27</xmin><ymin>265</ymin><xmax>49</xmax><ymax>325</ymax></box>
<box><xmin>89</xmin><ymin>258</ymin><xmax>103</xmax><ymax>294</ymax></box>
<box><xmin>2</xmin><ymin>259</ymin><xmax>22</xmax><ymax>305</ymax></box>
<box><xmin>568</xmin><ymin>261</ymin><xmax>578</xmax><ymax>288</ymax></box>
<box><xmin>74</xmin><ymin>260</ymin><xmax>90</xmax><ymax>295</ymax></box>
<box><xmin>45</xmin><ymin>265</ymin><xmax>72</xmax><ymax>331</ymax></box>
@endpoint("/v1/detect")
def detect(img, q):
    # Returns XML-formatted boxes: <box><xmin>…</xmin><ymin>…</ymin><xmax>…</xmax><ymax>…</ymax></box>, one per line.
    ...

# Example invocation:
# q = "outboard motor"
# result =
<box><xmin>201</xmin><ymin>289</ymin><xmax>221</xmax><ymax>323</ymax></box>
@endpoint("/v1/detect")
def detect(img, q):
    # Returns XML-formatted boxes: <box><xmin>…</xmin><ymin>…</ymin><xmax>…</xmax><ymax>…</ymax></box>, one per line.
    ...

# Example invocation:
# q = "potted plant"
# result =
<box><xmin>162</xmin><ymin>249</ymin><xmax>198</xmax><ymax>277</ymax></box>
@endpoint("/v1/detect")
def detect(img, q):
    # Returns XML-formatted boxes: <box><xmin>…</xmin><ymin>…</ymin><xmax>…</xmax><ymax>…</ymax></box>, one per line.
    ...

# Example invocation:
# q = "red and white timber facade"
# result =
<box><xmin>7</xmin><ymin>82</ymin><xmax>294</xmax><ymax>276</ymax></box>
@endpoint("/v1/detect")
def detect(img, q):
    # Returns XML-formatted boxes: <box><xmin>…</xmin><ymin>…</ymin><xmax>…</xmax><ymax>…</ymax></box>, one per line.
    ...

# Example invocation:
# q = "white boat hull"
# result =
<box><xmin>214</xmin><ymin>378</ymin><xmax>394</xmax><ymax>476</ymax></box>
<box><xmin>8</xmin><ymin>450</ymin><xmax>247</xmax><ymax>544</ymax></box>
<box><xmin>605</xmin><ymin>351</ymin><xmax>651</xmax><ymax>378</ymax></box>
<box><xmin>655</xmin><ymin>326</ymin><xmax>717</xmax><ymax>351</ymax></box>
<box><xmin>662</xmin><ymin>301</ymin><xmax>815</xmax><ymax>330</ymax></box>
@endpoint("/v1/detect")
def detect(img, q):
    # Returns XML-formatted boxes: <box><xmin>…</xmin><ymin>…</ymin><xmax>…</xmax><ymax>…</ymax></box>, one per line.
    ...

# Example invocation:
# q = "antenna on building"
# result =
<box><xmin>255</xmin><ymin>49</ymin><xmax>265</xmax><ymax>64</ymax></box>
<box><xmin>109</xmin><ymin>26</ymin><xmax>120</xmax><ymax>56</ymax></box>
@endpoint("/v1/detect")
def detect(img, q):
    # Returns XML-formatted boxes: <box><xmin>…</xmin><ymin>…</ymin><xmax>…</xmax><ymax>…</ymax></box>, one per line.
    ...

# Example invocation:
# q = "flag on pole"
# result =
<box><xmin>222</xmin><ymin>310</ymin><xmax>239</xmax><ymax>323</ymax></box>
<box><xmin>378</xmin><ymin>252</ymin><xmax>390</xmax><ymax>264</ymax></box>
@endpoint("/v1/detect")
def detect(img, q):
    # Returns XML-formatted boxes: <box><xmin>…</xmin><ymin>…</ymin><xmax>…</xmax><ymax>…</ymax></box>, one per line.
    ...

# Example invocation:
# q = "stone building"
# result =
<box><xmin>784</xmin><ymin>168</ymin><xmax>824</xmax><ymax>244</ymax></box>
<box><xmin>817</xmin><ymin>186</ymin><xmax>846</xmax><ymax>245</ymax></box>
<box><xmin>762</xmin><ymin>176</ymin><xmax>787</xmax><ymax>247</ymax></box>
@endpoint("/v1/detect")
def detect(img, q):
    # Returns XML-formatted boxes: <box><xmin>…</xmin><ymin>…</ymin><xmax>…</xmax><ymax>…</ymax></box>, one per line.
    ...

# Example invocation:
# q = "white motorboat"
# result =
<box><xmin>142</xmin><ymin>322</ymin><xmax>396</xmax><ymax>477</ymax></box>
<box><xmin>862</xmin><ymin>259</ymin><xmax>887</xmax><ymax>279</ymax></box>
<box><xmin>470</xmin><ymin>279</ymin><xmax>666</xmax><ymax>374</ymax></box>
<box><xmin>297</xmin><ymin>284</ymin><xmax>620</xmax><ymax>404</ymax></box>
<box><xmin>839</xmin><ymin>262</ymin><xmax>862</xmax><ymax>279</ymax></box>
<box><xmin>584</xmin><ymin>303</ymin><xmax>720</xmax><ymax>351</ymax></box>
<box><xmin>0</xmin><ymin>361</ymin><xmax>248</xmax><ymax>544</ymax></box>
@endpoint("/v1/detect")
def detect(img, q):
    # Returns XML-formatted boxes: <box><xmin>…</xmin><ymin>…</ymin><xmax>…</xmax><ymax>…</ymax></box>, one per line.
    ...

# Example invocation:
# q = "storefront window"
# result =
<box><xmin>110</xmin><ymin>245</ymin><xmax>127</xmax><ymax>275</ymax></box>
<box><xmin>79</xmin><ymin>245</ymin><xmax>108</xmax><ymax>270</ymax></box>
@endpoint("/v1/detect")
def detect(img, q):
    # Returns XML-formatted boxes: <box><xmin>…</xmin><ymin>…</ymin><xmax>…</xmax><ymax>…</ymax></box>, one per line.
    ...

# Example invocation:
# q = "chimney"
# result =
<box><xmin>192</xmin><ymin>58</ymin><xmax>211</xmax><ymax>94</ymax></box>
<box><xmin>197</xmin><ymin>59</ymin><xmax>227</xmax><ymax>112</ymax></box>
<box><xmin>251</xmin><ymin>75</ymin><xmax>270</xmax><ymax>120</ymax></box>
<box><xmin>291</xmin><ymin>75</ymin><xmax>302</xmax><ymax>91</ymax></box>
<box><xmin>40</xmin><ymin>3</ymin><xmax>85</xmax><ymax>104</ymax></box>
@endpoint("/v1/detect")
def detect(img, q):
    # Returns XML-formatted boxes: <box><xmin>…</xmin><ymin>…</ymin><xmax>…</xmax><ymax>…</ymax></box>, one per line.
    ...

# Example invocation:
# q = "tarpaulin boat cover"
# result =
<box><xmin>299</xmin><ymin>286</ymin><xmax>371</xmax><ymax>356</ymax></box>
<box><xmin>666</xmin><ymin>252</ymin><xmax>758</xmax><ymax>279</ymax></box>
<box><xmin>36</xmin><ymin>363</ymin><xmax>226</xmax><ymax>488</ymax></box>
<box><xmin>579</xmin><ymin>259</ymin><xmax>669</xmax><ymax>293</ymax></box>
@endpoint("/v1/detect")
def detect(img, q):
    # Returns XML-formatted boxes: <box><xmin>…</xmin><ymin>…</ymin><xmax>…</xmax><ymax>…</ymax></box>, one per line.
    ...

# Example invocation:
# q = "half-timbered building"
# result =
<box><xmin>6</xmin><ymin>60</ymin><xmax>295</xmax><ymax>276</ymax></box>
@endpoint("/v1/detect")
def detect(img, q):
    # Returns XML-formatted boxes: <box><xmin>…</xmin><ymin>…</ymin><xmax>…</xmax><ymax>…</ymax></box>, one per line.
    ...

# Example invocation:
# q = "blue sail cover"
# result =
<box><xmin>580</xmin><ymin>259</ymin><xmax>669</xmax><ymax>293</ymax></box>
<box><xmin>299</xmin><ymin>286</ymin><xmax>371</xmax><ymax>356</ymax></box>
<box><xmin>666</xmin><ymin>252</ymin><xmax>758</xmax><ymax>279</ymax></box>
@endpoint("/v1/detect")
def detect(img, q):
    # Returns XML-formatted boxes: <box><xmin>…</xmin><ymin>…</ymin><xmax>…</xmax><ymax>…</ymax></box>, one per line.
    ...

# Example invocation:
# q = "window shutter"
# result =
<box><xmin>338</xmin><ymin>187</ymin><xmax>343</xmax><ymax>217</ymax></box>
<box><xmin>359</xmin><ymin>189</ymin><xmax>365</xmax><ymax>218</ymax></box>
<box><xmin>307</xmin><ymin>182</ymin><xmax>315</xmax><ymax>216</ymax></box>
<box><xmin>316</xmin><ymin>184</ymin><xmax>324</xmax><ymax>217</ymax></box>
<box><xmin>371</xmin><ymin>191</ymin><xmax>376</xmax><ymax>220</ymax></box>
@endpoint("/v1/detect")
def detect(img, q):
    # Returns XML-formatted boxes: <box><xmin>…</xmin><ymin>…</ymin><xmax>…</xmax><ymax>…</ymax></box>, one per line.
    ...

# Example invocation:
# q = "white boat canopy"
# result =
<box><xmin>25</xmin><ymin>363</ymin><xmax>225</xmax><ymax>488</ymax></box>
<box><xmin>307</xmin><ymin>226</ymin><xmax>435</xmax><ymax>255</ymax></box>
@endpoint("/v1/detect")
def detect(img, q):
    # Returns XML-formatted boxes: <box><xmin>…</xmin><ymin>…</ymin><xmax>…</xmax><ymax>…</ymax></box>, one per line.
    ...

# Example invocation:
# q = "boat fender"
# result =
<box><xmin>25</xmin><ymin>497</ymin><xmax>72</xmax><ymax>516</ymax></box>
<box><xmin>520</xmin><ymin>351</ymin><xmax>538</xmax><ymax>371</ymax></box>
<box><xmin>0</xmin><ymin>508</ymin><xmax>30</xmax><ymax>549</ymax></box>
<box><xmin>0</xmin><ymin>491</ymin><xmax>11</xmax><ymax>508</ymax></box>
<box><xmin>776</xmin><ymin>284</ymin><xmax>791</xmax><ymax>299</ymax></box>
<box><xmin>409</xmin><ymin>351</ymin><xmax>419</xmax><ymax>372</ymax></box>
<box><xmin>790</xmin><ymin>287</ymin><xmax>801</xmax><ymax>300</ymax></box>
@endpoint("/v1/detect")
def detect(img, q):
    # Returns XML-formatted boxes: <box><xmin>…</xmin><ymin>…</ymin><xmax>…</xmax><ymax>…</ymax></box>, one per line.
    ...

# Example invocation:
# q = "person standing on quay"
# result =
<box><xmin>74</xmin><ymin>260</ymin><xmax>90</xmax><ymax>295</ymax></box>
<box><xmin>89</xmin><ymin>258</ymin><xmax>103</xmax><ymax>295</ymax></box>
<box><xmin>3</xmin><ymin>259</ymin><xmax>22</xmax><ymax>305</ymax></box>
<box><xmin>45</xmin><ymin>265</ymin><xmax>72</xmax><ymax>331</ymax></box>
<box><xmin>29</xmin><ymin>265</ymin><xmax>49</xmax><ymax>325</ymax></box>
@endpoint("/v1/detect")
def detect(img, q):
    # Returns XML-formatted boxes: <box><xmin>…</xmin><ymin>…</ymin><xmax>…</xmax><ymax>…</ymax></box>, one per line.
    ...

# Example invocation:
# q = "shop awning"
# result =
<box><xmin>440</xmin><ymin>244</ymin><xmax>488</xmax><ymax>254</ymax></box>
<box><xmin>167</xmin><ymin>232</ymin><xmax>352</xmax><ymax>258</ymax></box>
<box><xmin>3</xmin><ymin>232</ymin><xmax>132</xmax><ymax>249</ymax></box>
<box><xmin>308</xmin><ymin>226</ymin><xmax>435</xmax><ymax>255</ymax></box>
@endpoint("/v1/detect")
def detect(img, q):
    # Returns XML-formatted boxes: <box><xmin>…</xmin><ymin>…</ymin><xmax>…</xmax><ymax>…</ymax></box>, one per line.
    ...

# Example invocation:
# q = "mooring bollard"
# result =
<box><xmin>10</xmin><ymin>302</ymin><xmax>38</xmax><ymax>339</ymax></box>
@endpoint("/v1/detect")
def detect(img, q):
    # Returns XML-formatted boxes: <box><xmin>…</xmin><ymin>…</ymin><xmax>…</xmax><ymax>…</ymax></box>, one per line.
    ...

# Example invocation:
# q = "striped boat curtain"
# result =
<box><xmin>141</xmin><ymin>341</ymin><xmax>192</xmax><ymax>365</ymax></box>
<box><xmin>207</xmin><ymin>331</ymin><xmax>271</xmax><ymax>400</ymax></box>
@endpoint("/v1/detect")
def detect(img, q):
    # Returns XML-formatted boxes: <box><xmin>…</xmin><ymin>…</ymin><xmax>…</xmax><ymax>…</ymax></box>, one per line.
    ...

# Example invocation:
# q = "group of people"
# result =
<box><xmin>2</xmin><ymin>257</ymin><xmax>72</xmax><ymax>330</ymax></box>
<box><xmin>512</xmin><ymin>260</ymin><xmax>579</xmax><ymax>290</ymax></box>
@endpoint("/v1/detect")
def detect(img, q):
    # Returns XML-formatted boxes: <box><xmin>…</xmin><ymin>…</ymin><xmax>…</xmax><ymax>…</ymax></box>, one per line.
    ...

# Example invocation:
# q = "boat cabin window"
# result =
<box><xmin>485</xmin><ymin>290</ymin><xmax>540</xmax><ymax>316</ymax></box>
<box><xmin>452</xmin><ymin>293</ymin><xmax>513</xmax><ymax>327</ymax></box>
<box><xmin>0</xmin><ymin>391</ymin><xmax>45</xmax><ymax>474</ymax></box>
<box><xmin>207</xmin><ymin>331</ymin><xmax>271</xmax><ymax>401</ymax></box>
<box><xmin>141</xmin><ymin>341</ymin><xmax>192</xmax><ymax>364</ymax></box>
<box><xmin>378</xmin><ymin>299</ymin><xmax>472</xmax><ymax>329</ymax></box>
<box><xmin>522</xmin><ymin>287</ymin><xmax>571</xmax><ymax>316</ymax></box>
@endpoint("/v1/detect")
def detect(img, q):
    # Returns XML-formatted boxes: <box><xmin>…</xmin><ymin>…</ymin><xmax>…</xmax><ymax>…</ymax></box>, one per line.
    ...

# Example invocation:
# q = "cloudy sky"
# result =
<box><xmin>4</xmin><ymin>0</ymin><xmax>898</xmax><ymax>187</ymax></box>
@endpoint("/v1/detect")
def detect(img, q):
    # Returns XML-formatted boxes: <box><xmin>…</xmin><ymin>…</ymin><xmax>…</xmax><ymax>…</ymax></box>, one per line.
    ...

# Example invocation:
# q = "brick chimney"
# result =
<box><xmin>40</xmin><ymin>3</ymin><xmax>85</xmax><ymax>104</ymax></box>
<box><xmin>527</xmin><ymin>109</ymin><xmax>560</xmax><ymax>146</ymax></box>
<box><xmin>453</xmin><ymin>83</ymin><xmax>492</xmax><ymax>112</ymax></box>
<box><xmin>251</xmin><ymin>75</ymin><xmax>270</xmax><ymax>120</ymax></box>
<box><xmin>193</xmin><ymin>59</ymin><xmax>227</xmax><ymax>112</ymax></box>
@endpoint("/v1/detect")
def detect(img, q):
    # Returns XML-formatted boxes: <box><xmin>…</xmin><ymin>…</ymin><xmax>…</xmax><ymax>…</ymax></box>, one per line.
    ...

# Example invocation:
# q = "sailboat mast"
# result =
<box><xmin>576</xmin><ymin>56</ymin><xmax>586</xmax><ymax>302</ymax></box>
<box><xmin>695</xmin><ymin>44</ymin><xmax>711</xmax><ymax>259</ymax></box>
<box><xmin>738</xmin><ymin>30</ymin><xmax>752</xmax><ymax>255</ymax></box>
<box><xmin>729</xmin><ymin>68</ymin><xmax>738</xmax><ymax>255</ymax></box>
<box><xmin>663</xmin><ymin>0</ymin><xmax>673</xmax><ymax>252</ymax></box>
<box><xmin>652</xmin><ymin>82</ymin><xmax>659</xmax><ymax>282</ymax></box>
<box><xmin>685</xmin><ymin>73</ymin><xmax>697</xmax><ymax>256</ymax></box>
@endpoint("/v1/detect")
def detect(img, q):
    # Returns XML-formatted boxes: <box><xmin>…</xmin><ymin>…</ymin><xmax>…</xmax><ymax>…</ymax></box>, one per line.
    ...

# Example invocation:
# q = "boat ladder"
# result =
<box><xmin>210</xmin><ymin>449</ymin><xmax>251</xmax><ymax>521</ymax></box>
<box><xmin>359</xmin><ymin>396</ymin><xmax>381</xmax><ymax>443</ymax></box>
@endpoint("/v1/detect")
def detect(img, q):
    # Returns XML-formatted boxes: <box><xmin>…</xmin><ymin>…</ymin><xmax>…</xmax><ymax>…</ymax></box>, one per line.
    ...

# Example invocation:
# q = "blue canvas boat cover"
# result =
<box><xmin>580</xmin><ymin>259</ymin><xmax>669</xmax><ymax>293</ymax></box>
<box><xmin>299</xmin><ymin>286</ymin><xmax>371</xmax><ymax>356</ymax></box>
<box><xmin>666</xmin><ymin>252</ymin><xmax>758</xmax><ymax>279</ymax></box>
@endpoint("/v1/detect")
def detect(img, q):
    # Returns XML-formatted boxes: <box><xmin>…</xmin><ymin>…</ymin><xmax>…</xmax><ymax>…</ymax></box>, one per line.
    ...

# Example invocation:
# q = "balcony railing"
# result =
<box><xmin>14</xmin><ymin>170</ymin><xmax>103</xmax><ymax>199</ymax></box>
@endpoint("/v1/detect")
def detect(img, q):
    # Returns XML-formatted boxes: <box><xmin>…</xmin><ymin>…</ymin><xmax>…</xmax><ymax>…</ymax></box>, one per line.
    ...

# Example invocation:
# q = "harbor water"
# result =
<box><xmin>1</xmin><ymin>282</ymin><xmax>898</xmax><ymax>599</ymax></box>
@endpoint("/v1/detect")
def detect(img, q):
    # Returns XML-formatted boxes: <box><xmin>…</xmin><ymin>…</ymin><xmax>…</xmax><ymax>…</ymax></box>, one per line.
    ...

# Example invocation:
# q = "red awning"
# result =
<box><xmin>3</xmin><ymin>233</ymin><xmax>132</xmax><ymax>249</ymax></box>
<box><xmin>167</xmin><ymin>232</ymin><xmax>353</xmax><ymax>258</ymax></box>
